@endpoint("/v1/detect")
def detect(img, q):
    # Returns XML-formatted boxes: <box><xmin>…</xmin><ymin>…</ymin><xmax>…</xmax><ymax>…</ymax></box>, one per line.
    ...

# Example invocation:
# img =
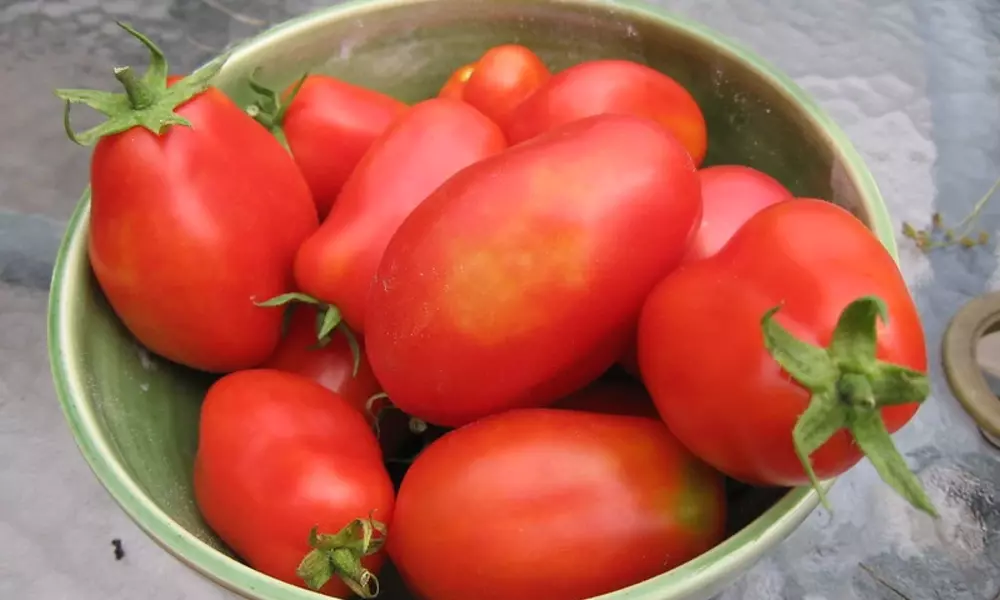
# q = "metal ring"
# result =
<box><xmin>942</xmin><ymin>291</ymin><xmax>1000</xmax><ymax>448</ymax></box>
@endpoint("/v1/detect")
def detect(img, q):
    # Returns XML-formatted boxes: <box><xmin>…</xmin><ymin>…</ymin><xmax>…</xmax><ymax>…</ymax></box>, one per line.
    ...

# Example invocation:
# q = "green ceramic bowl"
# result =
<box><xmin>48</xmin><ymin>0</ymin><xmax>896</xmax><ymax>599</ymax></box>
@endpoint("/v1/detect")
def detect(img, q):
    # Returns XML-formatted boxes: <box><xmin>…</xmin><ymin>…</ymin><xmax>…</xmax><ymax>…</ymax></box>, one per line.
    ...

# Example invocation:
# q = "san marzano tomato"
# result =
<box><xmin>638</xmin><ymin>199</ymin><xmax>936</xmax><ymax>515</ymax></box>
<box><xmin>366</xmin><ymin>114</ymin><xmax>701</xmax><ymax>427</ymax></box>
<box><xmin>194</xmin><ymin>370</ymin><xmax>395</xmax><ymax>597</ymax></box>
<box><xmin>294</xmin><ymin>97</ymin><xmax>506</xmax><ymax>333</ymax></box>
<box><xmin>388</xmin><ymin>408</ymin><xmax>726</xmax><ymax>600</ymax></box>
<box><xmin>56</xmin><ymin>24</ymin><xmax>318</xmax><ymax>373</ymax></box>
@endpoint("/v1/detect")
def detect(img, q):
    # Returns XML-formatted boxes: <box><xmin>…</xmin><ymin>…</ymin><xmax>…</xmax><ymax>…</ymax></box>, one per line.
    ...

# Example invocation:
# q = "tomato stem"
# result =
<box><xmin>255</xmin><ymin>292</ymin><xmax>362</xmax><ymax>376</ymax></box>
<box><xmin>296</xmin><ymin>518</ymin><xmax>386</xmax><ymax>597</ymax></box>
<box><xmin>244</xmin><ymin>68</ymin><xmax>309</xmax><ymax>149</ymax></box>
<box><xmin>53</xmin><ymin>21</ymin><xmax>228</xmax><ymax>146</ymax></box>
<box><xmin>761</xmin><ymin>296</ymin><xmax>937</xmax><ymax>516</ymax></box>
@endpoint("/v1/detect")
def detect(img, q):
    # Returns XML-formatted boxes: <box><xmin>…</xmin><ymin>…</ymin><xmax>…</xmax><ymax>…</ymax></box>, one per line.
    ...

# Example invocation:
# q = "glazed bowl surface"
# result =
<box><xmin>48</xmin><ymin>0</ymin><xmax>895</xmax><ymax>598</ymax></box>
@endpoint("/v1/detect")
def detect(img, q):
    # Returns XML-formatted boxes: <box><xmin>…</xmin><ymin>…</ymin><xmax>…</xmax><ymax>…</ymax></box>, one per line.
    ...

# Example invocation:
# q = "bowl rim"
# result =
<box><xmin>47</xmin><ymin>0</ymin><xmax>896</xmax><ymax>599</ymax></box>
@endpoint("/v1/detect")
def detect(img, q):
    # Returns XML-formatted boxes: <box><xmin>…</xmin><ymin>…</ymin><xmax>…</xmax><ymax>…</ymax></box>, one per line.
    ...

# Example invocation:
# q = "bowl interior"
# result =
<box><xmin>49</xmin><ymin>1</ymin><xmax>892</xmax><ymax>599</ymax></box>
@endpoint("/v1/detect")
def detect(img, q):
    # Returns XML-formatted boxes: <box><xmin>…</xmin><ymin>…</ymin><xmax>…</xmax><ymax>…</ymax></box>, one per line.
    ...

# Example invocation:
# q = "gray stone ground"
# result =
<box><xmin>1</xmin><ymin>0</ymin><xmax>999</xmax><ymax>598</ymax></box>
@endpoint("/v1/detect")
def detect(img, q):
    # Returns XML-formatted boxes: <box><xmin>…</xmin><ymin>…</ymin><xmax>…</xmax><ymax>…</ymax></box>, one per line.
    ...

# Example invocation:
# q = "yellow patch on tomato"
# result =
<box><xmin>441</xmin><ymin>224</ymin><xmax>590</xmax><ymax>344</ymax></box>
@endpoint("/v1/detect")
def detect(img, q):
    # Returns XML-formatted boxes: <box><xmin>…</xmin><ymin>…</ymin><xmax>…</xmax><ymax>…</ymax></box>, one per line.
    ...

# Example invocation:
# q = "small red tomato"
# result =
<box><xmin>194</xmin><ymin>370</ymin><xmax>395</xmax><ymax>597</ymax></box>
<box><xmin>553</xmin><ymin>378</ymin><xmax>660</xmax><ymax>418</ymax></box>
<box><xmin>462</xmin><ymin>44</ymin><xmax>550</xmax><ymax>124</ymax></box>
<box><xmin>259</xmin><ymin>306</ymin><xmax>380</xmax><ymax>419</ymax></box>
<box><xmin>437</xmin><ymin>64</ymin><xmax>475</xmax><ymax>100</ymax></box>
<box><xmin>249</xmin><ymin>75</ymin><xmax>408</xmax><ymax>220</ymax></box>
<box><xmin>639</xmin><ymin>199</ymin><xmax>936</xmax><ymax>514</ymax></box>
<box><xmin>504</xmin><ymin>59</ymin><xmax>708</xmax><ymax>165</ymax></box>
<box><xmin>389</xmin><ymin>408</ymin><xmax>726</xmax><ymax>600</ymax></box>
<box><xmin>366</xmin><ymin>114</ymin><xmax>701</xmax><ymax>428</ymax></box>
<box><xmin>294</xmin><ymin>98</ymin><xmax>506</xmax><ymax>333</ymax></box>
<box><xmin>619</xmin><ymin>164</ymin><xmax>792</xmax><ymax>375</ymax></box>
<box><xmin>682</xmin><ymin>165</ymin><xmax>793</xmax><ymax>262</ymax></box>
<box><xmin>56</xmin><ymin>25</ymin><xmax>318</xmax><ymax>373</ymax></box>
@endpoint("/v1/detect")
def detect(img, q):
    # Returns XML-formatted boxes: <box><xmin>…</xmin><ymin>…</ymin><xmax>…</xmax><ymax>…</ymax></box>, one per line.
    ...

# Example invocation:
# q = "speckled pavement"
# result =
<box><xmin>1</xmin><ymin>1</ymin><xmax>998</xmax><ymax>598</ymax></box>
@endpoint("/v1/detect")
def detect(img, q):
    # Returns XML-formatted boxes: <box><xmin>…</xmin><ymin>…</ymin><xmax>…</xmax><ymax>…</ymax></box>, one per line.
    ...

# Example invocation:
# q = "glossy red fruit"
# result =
<box><xmin>683</xmin><ymin>165</ymin><xmax>793</xmax><ymax>263</ymax></box>
<box><xmin>194</xmin><ymin>370</ymin><xmax>395</xmax><ymax>597</ymax></box>
<box><xmin>248</xmin><ymin>74</ymin><xmax>408</xmax><ymax>220</ymax></box>
<box><xmin>504</xmin><ymin>59</ymin><xmax>708</xmax><ymax>165</ymax></box>
<box><xmin>639</xmin><ymin>199</ymin><xmax>936</xmax><ymax>515</ymax></box>
<box><xmin>462</xmin><ymin>44</ymin><xmax>550</xmax><ymax>124</ymax></box>
<box><xmin>388</xmin><ymin>408</ymin><xmax>726</xmax><ymax>600</ymax></box>
<box><xmin>57</xmin><ymin>25</ymin><xmax>317</xmax><ymax>373</ymax></box>
<box><xmin>366</xmin><ymin>114</ymin><xmax>701</xmax><ymax>427</ymax></box>
<box><xmin>294</xmin><ymin>98</ymin><xmax>506</xmax><ymax>333</ymax></box>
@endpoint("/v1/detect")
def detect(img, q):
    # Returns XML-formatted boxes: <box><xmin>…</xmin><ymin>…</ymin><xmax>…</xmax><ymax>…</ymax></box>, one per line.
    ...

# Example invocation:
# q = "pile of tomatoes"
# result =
<box><xmin>59</xmin><ymin>23</ymin><xmax>937</xmax><ymax>600</ymax></box>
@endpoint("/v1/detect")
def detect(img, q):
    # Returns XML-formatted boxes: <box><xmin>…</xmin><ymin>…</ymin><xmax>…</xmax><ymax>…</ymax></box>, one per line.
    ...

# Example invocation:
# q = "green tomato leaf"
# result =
<box><xmin>792</xmin><ymin>390</ymin><xmax>846</xmax><ymax>511</ymax></box>
<box><xmin>848</xmin><ymin>408</ymin><xmax>938</xmax><ymax>517</ymax></box>
<box><xmin>254</xmin><ymin>292</ymin><xmax>321</xmax><ymax>308</ymax></box>
<box><xmin>828</xmin><ymin>295</ymin><xmax>889</xmax><ymax>373</ymax></box>
<box><xmin>869</xmin><ymin>361</ymin><xmax>931</xmax><ymax>406</ymax></box>
<box><xmin>761</xmin><ymin>305</ymin><xmax>838</xmax><ymax>390</ymax></box>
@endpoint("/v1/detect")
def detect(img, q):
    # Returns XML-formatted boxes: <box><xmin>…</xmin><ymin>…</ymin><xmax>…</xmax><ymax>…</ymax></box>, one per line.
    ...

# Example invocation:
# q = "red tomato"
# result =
<box><xmin>57</xmin><ymin>27</ymin><xmax>318</xmax><ymax>373</ymax></box>
<box><xmin>638</xmin><ymin>200</ymin><xmax>930</xmax><ymax>500</ymax></box>
<box><xmin>504</xmin><ymin>59</ymin><xmax>708</xmax><ymax>165</ymax></box>
<box><xmin>257</xmin><ymin>75</ymin><xmax>408</xmax><ymax>220</ymax></box>
<box><xmin>294</xmin><ymin>98</ymin><xmax>506</xmax><ymax>333</ymax></box>
<box><xmin>462</xmin><ymin>44</ymin><xmax>550</xmax><ymax>124</ymax></box>
<box><xmin>437</xmin><ymin>64</ymin><xmax>475</xmax><ymax>100</ymax></box>
<box><xmin>683</xmin><ymin>165</ymin><xmax>793</xmax><ymax>262</ymax></box>
<box><xmin>259</xmin><ymin>305</ymin><xmax>380</xmax><ymax>419</ymax></box>
<box><xmin>619</xmin><ymin>164</ymin><xmax>793</xmax><ymax>375</ymax></box>
<box><xmin>389</xmin><ymin>408</ymin><xmax>726</xmax><ymax>600</ymax></box>
<box><xmin>194</xmin><ymin>370</ymin><xmax>395</xmax><ymax>597</ymax></box>
<box><xmin>553</xmin><ymin>378</ymin><xmax>660</xmax><ymax>418</ymax></box>
<box><xmin>366</xmin><ymin>114</ymin><xmax>701</xmax><ymax>427</ymax></box>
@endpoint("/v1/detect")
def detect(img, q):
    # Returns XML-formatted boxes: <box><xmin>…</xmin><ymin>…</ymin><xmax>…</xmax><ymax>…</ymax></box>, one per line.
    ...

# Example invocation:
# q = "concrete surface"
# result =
<box><xmin>1</xmin><ymin>0</ymin><xmax>999</xmax><ymax>598</ymax></box>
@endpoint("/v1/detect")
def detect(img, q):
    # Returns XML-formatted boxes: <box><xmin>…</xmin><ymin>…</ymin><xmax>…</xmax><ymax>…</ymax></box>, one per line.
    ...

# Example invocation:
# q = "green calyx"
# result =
<box><xmin>256</xmin><ymin>292</ymin><xmax>361</xmax><ymax>376</ymax></box>
<box><xmin>53</xmin><ymin>22</ymin><xmax>228</xmax><ymax>146</ymax></box>
<box><xmin>761</xmin><ymin>295</ymin><xmax>937</xmax><ymax>517</ymax></box>
<box><xmin>244</xmin><ymin>68</ymin><xmax>308</xmax><ymax>149</ymax></box>
<box><xmin>296</xmin><ymin>517</ymin><xmax>387</xmax><ymax>597</ymax></box>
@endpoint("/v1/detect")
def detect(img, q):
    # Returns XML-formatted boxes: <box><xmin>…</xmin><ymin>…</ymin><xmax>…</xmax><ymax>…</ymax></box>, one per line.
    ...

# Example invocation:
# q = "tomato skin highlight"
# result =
<box><xmin>193</xmin><ymin>370</ymin><xmax>395</xmax><ymax>597</ymax></box>
<box><xmin>280</xmin><ymin>75</ymin><xmax>408</xmax><ymax>220</ymax></box>
<box><xmin>682</xmin><ymin>165</ymin><xmax>793</xmax><ymax>263</ymax></box>
<box><xmin>504</xmin><ymin>59</ymin><xmax>708</xmax><ymax>165</ymax></box>
<box><xmin>437</xmin><ymin>64</ymin><xmax>475</xmax><ymax>100</ymax></box>
<box><xmin>88</xmin><ymin>85</ymin><xmax>318</xmax><ymax>373</ymax></box>
<box><xmin>294</xmin><ymin>98</ymin><xmax>506</xmax><ymax>333</ymax></box>
<box><xmin>462</xmin><ymin>44</ymin><xmax>550</xmax><ymax>124</ymax></box>
<box><xmin>366</xmin><ymin>114</ymin><xmax>702</xmax><ymax>427</ymax></box>
<box><xmin>388</xmin><ymin>408</ymin><xmax>726</xmax><ymax>600</ymax></box>
<box><xmin>638</xmin><ymin>199</ymin><xmax>927</xmax><ymax>486</ymax></box>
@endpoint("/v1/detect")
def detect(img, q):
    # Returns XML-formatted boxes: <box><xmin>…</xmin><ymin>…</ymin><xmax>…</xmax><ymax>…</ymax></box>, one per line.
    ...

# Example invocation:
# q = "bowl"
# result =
<box><xmin>47</xmin><ymin>0</ymin><xmax>896</xmax><ymax>598</ymax></box>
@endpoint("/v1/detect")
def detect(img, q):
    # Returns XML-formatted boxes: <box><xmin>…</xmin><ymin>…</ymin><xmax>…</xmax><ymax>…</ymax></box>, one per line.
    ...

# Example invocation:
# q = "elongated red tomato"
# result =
<box><xmin>194</xmin><ymin>370</ymin><xmax>395</xmax><ymax>597</ymax></box>
<box><xmin>462</xmin><ymin>44</ymin><xmax>550</xmax><ymax>124</ymax></box>
<box><xmin>504</xmin><ymin>59</ymin><xmax>708</xmax><ymax>165</ymax></box>
<box><xmin>57</xmin><ymin>25</ymin><xmax>317</xmax><ymax>373</ymax></box>
<box><xmin>638</xmin><ymin>199</ymin><xmax>935</xmax><ymax>514</ymax></box>
<box><xmin>249</xmin><ymin>75</ymin><xmax>408</xmax><ymax>219</ymax></box>
<box><xmin>366</xmin><ymin>114</ymin><xmax>701</xmax><ymax>427</ymax></box>
<box><xmin>682</xmin><ymin>165</ymin><xmax>792</xmax><ymax>263</ymax></box>
<box><xmin>389</xmin><ymin>408</ymin><xmax>726</xmax><ymax>600</ymax></box>
<box><xmin>437</xmin><ymin>64</ymin><xmax>475</xmax><ymax>100</ymax></box>
<box><xmin>294</xmin><ymin>98</ymin><xmax>506</xmax><ymax>333</ymax></box>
